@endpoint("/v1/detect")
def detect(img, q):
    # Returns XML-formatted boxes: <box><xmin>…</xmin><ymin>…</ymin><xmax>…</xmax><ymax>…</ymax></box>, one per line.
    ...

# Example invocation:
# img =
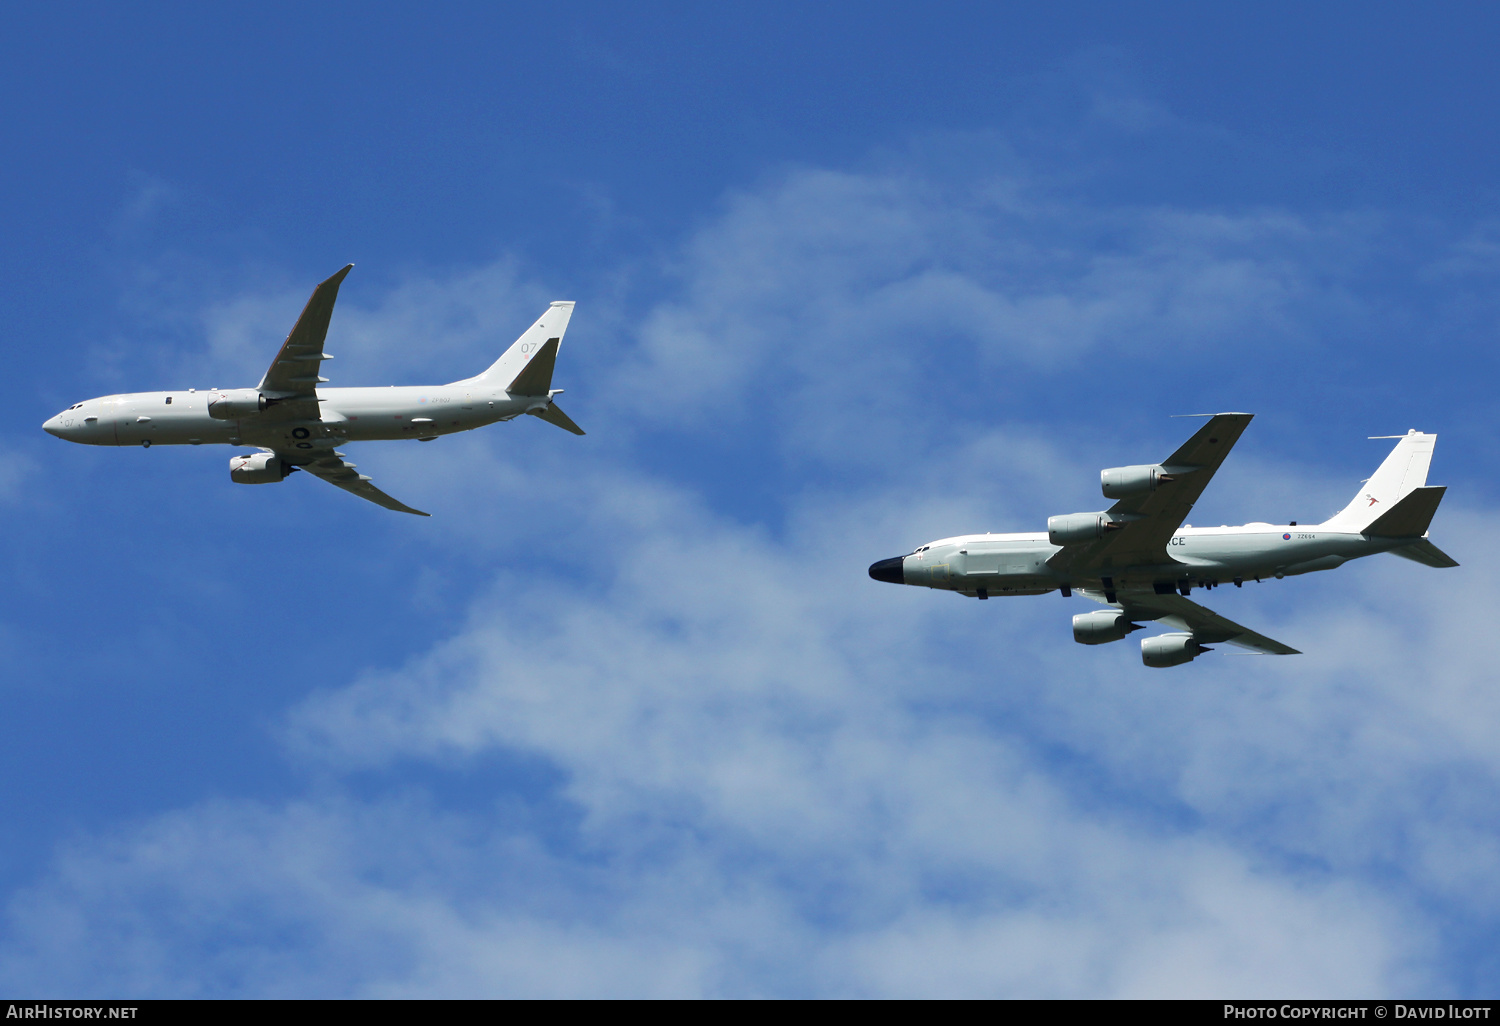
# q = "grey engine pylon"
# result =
<box><xmin>43</xmin><ymin>265</ymin><xmax>584</xmax><ymax>515</ymax></box>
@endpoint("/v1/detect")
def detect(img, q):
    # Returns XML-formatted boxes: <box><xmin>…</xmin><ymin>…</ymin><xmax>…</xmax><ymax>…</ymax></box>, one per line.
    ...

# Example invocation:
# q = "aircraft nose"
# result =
<box><xmin>42</xmin><ymin>414</ymin><xmax>64</xmax><ymax>437</ymax></box>
<box><xmin>868</xmin><ymin>556</ymin><xmax>906</xmax><ymax>585</ymax></box>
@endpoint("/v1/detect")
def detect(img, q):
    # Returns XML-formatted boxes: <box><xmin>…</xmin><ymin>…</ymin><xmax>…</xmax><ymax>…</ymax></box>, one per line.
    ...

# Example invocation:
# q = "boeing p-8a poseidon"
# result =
<box><xmin>43</xmin><ymin>265</ymin><xmax>583</xmax><ymax>516</ymax></box>
<box><xmin>868</xmin><ymin>414</ymin><xmax>1458</xmax><ymax>667</ymax></box>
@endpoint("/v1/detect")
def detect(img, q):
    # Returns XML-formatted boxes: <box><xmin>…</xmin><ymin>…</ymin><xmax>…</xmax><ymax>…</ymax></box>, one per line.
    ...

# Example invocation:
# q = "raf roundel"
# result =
<box><xmin>1283</xmin><ymin>533</ymin><xmax>1292</xmax><ymax>540</ymax></box>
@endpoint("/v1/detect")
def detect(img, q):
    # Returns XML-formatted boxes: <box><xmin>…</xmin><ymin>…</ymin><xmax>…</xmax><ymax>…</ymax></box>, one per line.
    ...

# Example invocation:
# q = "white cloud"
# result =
<box><xmin>613</xmin><ymin>166</ymin><xmax>1373</xmax><ymax>459</ymax></box>
<box><xmin>7</xmin><ymin>152</ymin><xmax>1497</xmax><ymax>997</ymax></box>
<box><xmin>6</xmin><ymin>430</ymin><xmax>1465</xmax><ymax>995</ymax></box>
<box><xmin>0</xmin><ymin>447</ymin><xmax>36</xmax><ymax>504</ymax></box>
<box><xmin>194</xmin><ymin>260</ymin><xmax>555</xmax><ymax>392</ymax></box>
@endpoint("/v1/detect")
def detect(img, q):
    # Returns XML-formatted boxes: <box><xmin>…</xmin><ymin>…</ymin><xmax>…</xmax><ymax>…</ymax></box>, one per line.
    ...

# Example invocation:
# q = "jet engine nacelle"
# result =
<box><xmin>229</xmin><ymin>451</ymin><xmax>291</xmax><ymax>484</ymax></box>
<box><xmin>1072</xmin><ymin>609</ymin><xmax>1140</xmax><ymax>645</ymax></box>
<box><xmin>1048</xmin><ymin>512</ymin><xmax>1109</xmax><ymax>545</ymax></box>
<box><xmin>1101</xmin><ymin>464</ymin><xmax>1171</xmax><ymax>499</ymax></box>
<box><xmin>1140</xmin><ymin>632</ymin><xmax>1208</xmax><ymax>668</ymax></box>
<box><xmin>208</xmin><ymin>389</ymin><xmax>270</xmax><ymax>419</ymax></box>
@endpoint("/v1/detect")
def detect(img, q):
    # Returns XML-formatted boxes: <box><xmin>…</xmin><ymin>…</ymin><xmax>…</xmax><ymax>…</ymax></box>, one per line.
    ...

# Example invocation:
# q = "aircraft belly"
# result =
<box><xmin>339</xmin><ymin>423</ymin><xmax>432</xmax><ymax>441</ymax></box>
<box><xmin>330</xmin><ymin>411</ymin><xmax>485</xmax><ymax>441</ymax></box>
<box><xmin>967</xmin><ymin>576</ymin><xmax>1055</xmax><ymax>596</ymax></box>
<box><xmin>239</xmin><ymin>416</ymin><xmax>348</xmax><ymax>453</ymax></box>
<box><xmin>952</xmin><ymin>545</ymin><xmax>1058</xmax><ymax>595</ymax></box>
<box><xmin>340</xmin><ymin>424</ymin><xmax>402</xmax><ymax>441</ymax></box>
<box><xmin>1162</xmin><ymin>534</ymin><xmax>1382</xmax><ymax>580</ymax></box>
<box><xmin>953</xmin><ymin>566</ymin><xmax>1056</xmax><ymax>594</ymax></box>
<box><xmin>143</xmin><ymin>417</ymin><xmax>231</xmax><ymax>445</ymax></box>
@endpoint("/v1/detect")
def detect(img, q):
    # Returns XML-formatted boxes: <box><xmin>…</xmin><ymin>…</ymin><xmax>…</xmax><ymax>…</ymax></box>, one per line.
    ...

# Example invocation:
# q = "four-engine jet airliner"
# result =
<box><xmin>868</xmin><ymin>414</ymin><xmax>1458</xmax><ymax>666</ymax></box>
<box><xmin>43</xmin><ymin>265</ymin><xmax>583</xmax><ymax>515</ymax></box>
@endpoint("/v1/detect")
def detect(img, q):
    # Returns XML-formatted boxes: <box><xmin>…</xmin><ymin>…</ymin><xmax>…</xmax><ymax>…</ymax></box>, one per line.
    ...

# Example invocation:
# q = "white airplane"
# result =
<box><xmin>43</xmin><ymin>265</ymin><xmax>583</xmax><ymax>516</ymax></box>
<box><xmin>868</xmin><ymin>414</ymin><xmax>1458</xmax><ymax>666</ymax></box>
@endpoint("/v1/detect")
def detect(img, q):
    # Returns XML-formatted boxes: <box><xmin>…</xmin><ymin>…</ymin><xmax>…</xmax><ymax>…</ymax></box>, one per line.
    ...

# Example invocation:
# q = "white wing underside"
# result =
<box><xmin>257</xmin><ymin>265</ymin><xmax>349</xmax><ymax>399</ymax></box>
<box><xmin>292</xmin><ymin>450</ymin><xmax>430</xmax><ymax>516</ymax></box>
<box><xmin>1047</xmin><ymin>413</ymin><xmax>1254</xmax><ymax>576</ymax></box>
<box><xmin>251</xmin><ymin>265</ymin><xmax>430</xmax><ymax>516</ymax></box>
<box><xmin>1081</xmin><ymin>588</ymin><xmax>1300</xmax><ymax>655</ymax></box>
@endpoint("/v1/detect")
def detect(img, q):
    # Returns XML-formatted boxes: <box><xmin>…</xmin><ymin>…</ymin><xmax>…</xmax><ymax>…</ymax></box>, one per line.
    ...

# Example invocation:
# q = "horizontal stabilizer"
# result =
<box><xmin>507</xmin><ymin>336</ymin><xmax>560</xmax><ymax>396</ymax></box>
<box><xmin>1364</xmin><ymin>485</ymin><xmax>1445</xmax><ymax>538</ymax></box>
<box><xmin>1388</xmin><ymin>538</ymin><xmax>1460</xmax><ymax>568</ymax></box>
<box><xmin>527</xmin><ymin>401</ymin><xmax>585</xmax><ymax>435</ymax></box>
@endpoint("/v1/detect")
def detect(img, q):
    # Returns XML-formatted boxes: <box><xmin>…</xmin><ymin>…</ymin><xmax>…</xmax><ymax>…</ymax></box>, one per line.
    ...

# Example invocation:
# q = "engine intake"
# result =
<box><xmin>1140</xmin><ymin>633</ymin><xmax>1208</xmax><ymax>668</ymax></box>
<box><xmin>229</xmin><ymin>451</ymin><xmax>292</xmax><ymax>484</ymax></box>
<box><xmin>1072</xmin><ymin>610</ymin><xmax>1141</xmax><ymax>645</ymax></box>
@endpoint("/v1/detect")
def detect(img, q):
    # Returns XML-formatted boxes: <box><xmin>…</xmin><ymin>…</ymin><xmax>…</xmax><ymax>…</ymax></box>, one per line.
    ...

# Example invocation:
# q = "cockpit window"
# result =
<box><xmin>165</xmin><ymin>396</ymin><xmax>172</xmax><ymax>404</ymax></box>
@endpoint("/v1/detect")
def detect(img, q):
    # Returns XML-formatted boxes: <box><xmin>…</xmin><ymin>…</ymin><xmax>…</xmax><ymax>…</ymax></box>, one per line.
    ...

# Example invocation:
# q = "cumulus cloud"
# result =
<box><xmin>6</xmin><ymin>147</ymin><xmax>1497</xmax><ymax>996</ymax></box>
<box><xmin>0</xmin><ymin>447</ymin><xmax>36</xmax><ymax>505</ymax></box>
<box><xmin>614</xmin><ymin>165</ymin><xmax>1374</xmax><ymax>449</ymax></box>
<box><xmin>195</xmin><ymin>259</ymin><xmax>556</xmax><ymax>392</ymax></box>
<box><xmin>1</xmin><ymin>444</ymin><xmax>1432</xmax><ymax>995</ymax></box>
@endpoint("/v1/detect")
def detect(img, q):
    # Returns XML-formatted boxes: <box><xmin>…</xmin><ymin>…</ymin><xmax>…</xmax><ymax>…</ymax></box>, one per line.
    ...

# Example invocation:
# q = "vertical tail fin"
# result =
<box><xmin>506</xmin><ymin>337</ymin><xmax>560</xmax><ymax>395</ymax></box>
<box><xmin>1323</xmin><ymin>430</ymin><xmax>1437</xmax><ymax>531</ymax></box>
<box><xmin>452</xmin><ymin>301</ymin><xmax>575</xmax><ymax>388</ymax></box>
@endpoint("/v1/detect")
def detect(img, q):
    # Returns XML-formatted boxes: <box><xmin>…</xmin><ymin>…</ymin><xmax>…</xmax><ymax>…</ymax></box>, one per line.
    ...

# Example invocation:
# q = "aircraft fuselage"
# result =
<box><xmin>877</xmin><ymin>524</ymin><xmax>1409</xmax><ymax>598</ymax></box>
<box><xmin>42</xmin><ymin>384</ymin><xmax>545</xmax><ymax>451</ymax></box>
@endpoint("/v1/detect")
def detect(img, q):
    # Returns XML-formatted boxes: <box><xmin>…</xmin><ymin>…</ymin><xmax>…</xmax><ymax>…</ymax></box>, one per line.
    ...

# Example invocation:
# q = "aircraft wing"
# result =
<box><xmin>1084</xmin><ymin>588</ymin><xmax>1300</xmax><ymax>655</ymax></box>
<box><xmin>526</xmin><ymin>402</ymin><xmax>586</xmax><ymax>435</ymax></box>
<box><xmin>1048</xmin><ymin>413</ymin><xmax>1254</xmax><ymax>575</ymax></box>
<box><xmin>256</xmin><ymin>265</ymin><xmax>352</xmax><ymax>398</ymax></box>
<box><xmin>291</xmin><ymin>450</ymin><xmax>430</xmax><ymax>516</ymax></box>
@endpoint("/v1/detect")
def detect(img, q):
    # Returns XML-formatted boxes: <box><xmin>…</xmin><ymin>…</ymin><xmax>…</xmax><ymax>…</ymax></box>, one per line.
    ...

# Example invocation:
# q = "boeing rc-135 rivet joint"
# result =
<box><xmin>868</xmin><ymin>414</ymin><xmax>1458</xmax><ymax>667</ymax></box>
<box><xmin>43</xmin><ymin>265</ymin><xmax>583</xmax><ymax>516</ymax></box>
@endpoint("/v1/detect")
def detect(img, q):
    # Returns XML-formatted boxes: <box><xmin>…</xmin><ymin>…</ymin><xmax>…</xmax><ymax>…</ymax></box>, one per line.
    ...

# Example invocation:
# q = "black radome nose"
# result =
<box><xmin>868</xmin><ymin>556</ymin><xmax>905</xmax><ymax>585</ymax></box>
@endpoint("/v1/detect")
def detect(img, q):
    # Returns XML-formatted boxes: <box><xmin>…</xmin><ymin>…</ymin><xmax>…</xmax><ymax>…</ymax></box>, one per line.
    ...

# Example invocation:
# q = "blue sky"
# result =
<box><xmin>4</xmin><ymin>2</ymin><xmax>1500</xmax><ymax>996</ymax></box>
